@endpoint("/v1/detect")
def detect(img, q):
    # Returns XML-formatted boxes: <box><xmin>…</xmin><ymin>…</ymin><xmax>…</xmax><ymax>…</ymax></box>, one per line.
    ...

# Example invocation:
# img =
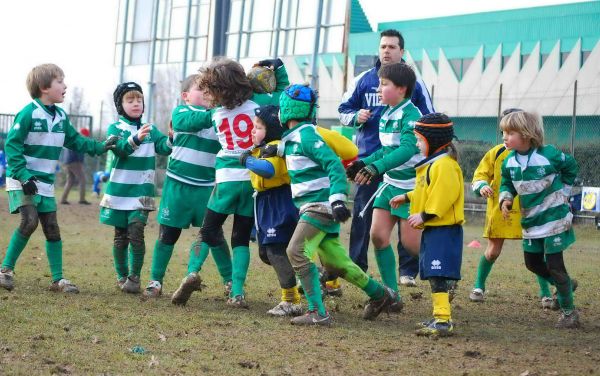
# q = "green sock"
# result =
<box><xmin>556</xmin><ymin>278</ymin><xmax>575</xmax><ymax>311</ymax></box>
<box><xmin>211</xmin><ymin>242</ymin><xmax>232</xmax><ymax>284</ymax></box>
<box><xmin>45</xmin><ymin>240</ymin><xmax>63</xmax><ymax>282</ymax></box>
<box><xmin>363</xmin><ymin>277</ymin><xmax>385</xmax><ymax>300</ymax></box>
<box><xmin>536</xmin><ymin>275</ymin><xmax>552</xmax><ymax>298</ymax></box>
<box><xmin>128</xmin><ymin>243</ymin><xmax>145</xmax><ymax>277</ymax></box>
<box><xmin>187</xmin><ymin>241</ymin><xmax>210</xmax><ymax>274</ymax></box>
<box><xmin>297</xmin><ymin>263</ymin><xmax>326</xmax><ymax>316</ymax></box>
<box><xmin>150</xmin><ymin>240</ymin><xmax>174</xmax><ymax>283</ymax></box>
<box><xmin>375</xmin><ymin>245</ymin><xmax>398</xmax><ymax>292</ymax></box>
<box><xmin>2</xmin><ymin>230</ymin><xmax>30</xmax><ymax>270</ymax></box>
<box><xmin>231</xmin><ymin>246</ymin><xmax>250</xmax><ymax>297</ymax></box>
<box><xmin>112</xmin><ymin>246</ymin><xmax>128</xmax><ymax>279</ymax></box>
<box><xmin>474</xmin><ymin>255</ymin><xmax>495</xmax><ymax>290</ymax></box>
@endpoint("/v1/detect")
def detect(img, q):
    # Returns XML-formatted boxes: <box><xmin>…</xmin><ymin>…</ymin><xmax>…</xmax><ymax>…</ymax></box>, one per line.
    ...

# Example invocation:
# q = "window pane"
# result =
<box><xmin>192</xmin><ymin>37</ymin><xmax>208</xmax><ymax>61</ymax></box>
<box><xmin>252</xmin><ymin>0</ymin><xmax>276</xmax><ymax>30</ymax></box>
<box><xmin>294</xmin><ymin>28</ymin><xmax>315</xmax><ymax>55</ymax></box>
<box><xmin>296</xmin><ymin>0</ymin><xmax>317</xmax><ymax>27</ymax></box>
<box><xmin>326</xmin><ymin>0</ymin><xmax>346</xmax><ymax>24</ymax></box>
<box><xmin>131</xmin><ymin>42</ymin><xmax>150</xmax><ymax>65</ymax></box>
<box><xmin>229</xmin><ymin>0</ymin><xmax>242</xmax><ymax>32</ymax></box>
<box><xmin>168</xmin><ymin>39</ymin><xmax>184</xmax><ymax>62</ymax></box>
<box><xmin>170</xmin><ymin>6</ymin><xmax>188</xmax><ymax>38</ymax></box>
<box><xmin>226</xmin><ymin>34</ymin><xmax>239</xmax><ymax>57</ymax></box>
<box><xmin>283</xmin><ymin>0</ymin><xmax>298</xmax><ymax>28</ymax></box>
<box><xmin>323</xmin><ymin>25</ymin><xmax>343</xmax><ymax>53</ymax></box>
<box><xmin>133</xmin><ymin>0</ymin><xmax>153</xmax><ymax>40</ymax></box>
<box><xmin>192</xmin><ymin>3</ymin><xmax>210</xmax><ymax>36</ymax></box>
<box><xmin>248</xmin><ymin>32</ymin><xmax>272</xmax><ymax>58</ymax></box>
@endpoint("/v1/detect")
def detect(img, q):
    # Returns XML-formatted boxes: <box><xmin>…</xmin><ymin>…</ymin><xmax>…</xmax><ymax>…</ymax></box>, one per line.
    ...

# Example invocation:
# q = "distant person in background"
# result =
<box><xmin>92</xmin><ymin>170</ymin><xmax>110</xmax><ymax>197</ymax></box>
<box><xmin>0</xmin><ymin>145</ymin><xmax>6</xmax><ymax>187</ymax></box>
<box><xmin>338</xmin><ymin>29</ymin><xmax>434</xmax><ymax>287</ymax></box>
<box><xmin>60</xmin><ymin>127</ymin><xmax>91</xmax><ymax>205</ymax></box>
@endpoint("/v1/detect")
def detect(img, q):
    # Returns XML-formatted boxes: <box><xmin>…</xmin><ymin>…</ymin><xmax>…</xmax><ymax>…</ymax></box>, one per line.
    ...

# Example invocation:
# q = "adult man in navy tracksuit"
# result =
<box><xmin>338</xmin><ymin>29</ymin><xmax>434</xmax><ymax>286</ymax></box>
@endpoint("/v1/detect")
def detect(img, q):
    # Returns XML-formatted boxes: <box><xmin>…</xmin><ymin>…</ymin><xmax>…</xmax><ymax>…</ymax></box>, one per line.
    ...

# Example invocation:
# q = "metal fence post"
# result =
<box><xmin>571</xmin><ymin>80</ymin><xmax>578</xmax><ymax>157</ymax></box>
<box><xmin>496</xmin><ymin>83</ymin><xmax>503</xmax><ymax>144</ymax></box>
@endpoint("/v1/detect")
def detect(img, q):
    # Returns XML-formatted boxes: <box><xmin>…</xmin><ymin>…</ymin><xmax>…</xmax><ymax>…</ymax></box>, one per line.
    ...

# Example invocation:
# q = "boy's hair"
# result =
<box><xmin>380</xmin><ymin>29</ymin><xmax>404</xmax><ymax>49</ymax></box>
<box><xmin>181</xmin><ymin>74</ymin><xmax>199</xmax><ymax>93</ymax></box>
<box><xmin>378</xmin><ymin>63</ymin><xmax>416</xmax><ymax>98</ymax></box>
<box><xmin>113</xmin><ymin>82</ymin><xmax>144</xmax><ymax>117</ymax></box>
<box><xmin>198</xmin><ymin>58</ymin><xmax>253</xmax><ymax>109</ymax></box>
<box><xmin>500</xmin><ymin>111</ymin><xmax>544</xmax><ymax>148</ymax></box>
<box><xmin>26</xmin><ymin>63</ymin><xmax>64</xmax><ymax>99</ymax></box>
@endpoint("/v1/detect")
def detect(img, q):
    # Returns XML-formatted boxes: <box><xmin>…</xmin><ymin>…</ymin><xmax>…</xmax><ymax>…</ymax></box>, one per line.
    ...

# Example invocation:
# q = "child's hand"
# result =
<box><xmin>257</xmin><ymin>58</ymin><xmax>283</xmax><ymax>70</ymax></box>
<box><xmin>168</xmin><ymin>120</ymin><xmax>174</xmax><ymax>139</ymax></box>
<box><xmin>389</xmin><ymin>194</ymin><xmax>406</xmax><ymax>209</ymax></box>
<box><xmin>407</xmin><ymin>213</ymin><xmax>424</xmax><ymax>228</ymax></box>
<box><xmin>103</xmin><ymin>135</ymin><xmax>119</xmax><ymax>151</ymax></box>
<box><xmin>345</xmin><ymin>160</ymin><xmax>365</xmax><ymax>180</ymax></box>
<box><xmin>480</xmin><ymin>185</ymin><xmax>494</xmax><ymax>198</ymax></box>
<box><xmin>356</xmin><ymin>109</ymin><xmax>371</xmax><ymax>124</ymax></box>
<box><xmin>136</xmin><ymin>124</ymin><xmax>152</xmax><ymax>142</ymax></box>
<box><xmin>354</xmin><ymin>165</ymin><xmax>378</xmax><ymax>185</ymax></box>
<box><xmin>501</xmin><ymin>200</ymin><xmax>513</xmax><ymax>219</ymax></box>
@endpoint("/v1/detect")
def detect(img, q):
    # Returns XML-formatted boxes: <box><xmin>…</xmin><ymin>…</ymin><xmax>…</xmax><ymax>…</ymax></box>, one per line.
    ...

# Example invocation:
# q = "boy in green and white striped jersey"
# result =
<box><xmin>499</xmin><ymin>110</ymin><xmax>580</xmax><ymax>329</ymax></box>
<box><xmin>143</xmin><ymin>75</ymin><xmax>227</xmax><ymax>301</ymax></box>
<box><xmin>347</xmin><ymin>63</ymin><xmax>423</xmax><ymax>305</ymax></box>
<box><xmin>167</xmin><ymin>58</ymin><xmax>289</xmax><ymax>308</ymax></box>
<box><xmin>0</xmin><ymin>64</ymin><xmax>117</xmax><ymax>293</ymax></box>
<box><xmin>99</xmin><ymin>82</ymin><xmax>173</xmax><ymax>294</ymax></box>
<box><xmin>279</xmin><ymin>84</ymin><xmax>397</xmax><ymax>326</ymax></box>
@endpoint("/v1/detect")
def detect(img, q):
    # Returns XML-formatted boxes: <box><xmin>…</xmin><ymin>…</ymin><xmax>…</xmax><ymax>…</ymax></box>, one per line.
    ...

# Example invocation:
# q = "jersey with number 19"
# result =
<box><xmin>211</xmin><ymin>66</ymin><xmax>289</xmax><ymax>183</ymax></box>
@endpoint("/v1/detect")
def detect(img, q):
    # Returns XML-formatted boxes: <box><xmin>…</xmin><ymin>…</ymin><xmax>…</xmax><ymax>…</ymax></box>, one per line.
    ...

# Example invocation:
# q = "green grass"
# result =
<box><xmin>0</xmin><ymin>195</ymin><xmax>599</xmax><ymax>375</ymax></box>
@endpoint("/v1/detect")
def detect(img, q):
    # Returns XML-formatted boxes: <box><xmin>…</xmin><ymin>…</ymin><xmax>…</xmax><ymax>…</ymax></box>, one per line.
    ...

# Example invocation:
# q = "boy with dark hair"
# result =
<box><xmin>347</xmin><ymin>62</ymin><xmax>423</xmax><ymax>307</ymax></box>
<box><xmin>280</xmin><ymin>84</ymin><xmax>397</xmax><ymax>326</ymax></box>
<box><xmin>0</xmin><ymin>63</ymin><xmax>116</xmax><ymax>293</ymax></box>
<box><xmin>338</xmin><ymin>28</ymin><xmax>434</xmax><ymax>287</ymax></box>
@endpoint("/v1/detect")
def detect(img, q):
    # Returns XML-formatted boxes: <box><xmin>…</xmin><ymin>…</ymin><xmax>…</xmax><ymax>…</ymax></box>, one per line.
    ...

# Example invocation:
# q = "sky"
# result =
<box><xmin>0</xmin><ymin>0</ymin><xmax>588</xmax><ymax>125</ymax></box>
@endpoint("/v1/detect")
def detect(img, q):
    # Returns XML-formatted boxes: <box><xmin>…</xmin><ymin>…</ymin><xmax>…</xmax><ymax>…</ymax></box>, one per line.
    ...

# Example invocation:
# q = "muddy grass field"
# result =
<box><xmin>0</xmin><ymin>193</ymin><xmax>599</xmax><ymax>375</ymax></box>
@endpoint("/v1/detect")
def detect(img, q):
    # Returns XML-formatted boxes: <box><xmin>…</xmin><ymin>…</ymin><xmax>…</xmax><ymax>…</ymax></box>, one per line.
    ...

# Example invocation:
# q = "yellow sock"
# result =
<box><xmin>326</xmin><ymin>278</ymin><xmax>341</xmax><ymax>289</ymax></box>
<box><xmin>432</xmin><ymin>292</ymin><xmax>451</xmax><ymax>322</ymax></box>
<box><xmin>282</xmin><ymin>287</ymin><xmax>301</xmax><ymax>304</ymax></box>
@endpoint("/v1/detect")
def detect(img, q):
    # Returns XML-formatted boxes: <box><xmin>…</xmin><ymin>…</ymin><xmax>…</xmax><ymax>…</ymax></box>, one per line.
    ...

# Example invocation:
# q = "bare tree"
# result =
<box><xmin>151</xmin><ymin>66</ymin><xmax>181</xmax><ymax>133</ymax></box>
<box><xmin>67</xmin><ymin>87</ymin><xmax>89</xmax><ymax>117</ymax></box>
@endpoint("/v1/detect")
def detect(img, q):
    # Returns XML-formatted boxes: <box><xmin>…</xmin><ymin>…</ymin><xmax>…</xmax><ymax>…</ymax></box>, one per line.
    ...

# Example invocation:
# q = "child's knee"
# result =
<box><xmin>40</xmin><ymin>215</ymin><xmax>61</xmax><ymax>242</ymax></box>
<box><xmin>200</xmin><ymin>226</ymin><xmax>224</xmax><ymax>247</ymax></box>
<box><xmin>114</xmin><ymin>227</ymin><xmax>128</xmax><ymax>249</ymax></box>
<box><xmin>127</xmin><ymin>222</ymin><xmax>146</xmax><ymax>249</ymax></box>
<box><xmin>429</xmin><ymin>277</ymin><xmax>448</xmax><ymax>293</ymax></box>
<box><xmin>18</xmin><ymin>206</ymin><xmax>39</xmax><ymax>237</ymax></box>
<box><xmin>370</xmin><ymin>230</ymin><xmax>388</xmax><ymax>249</ymax></box>
<box><xmin>158</xmin><ymin>224</ymin><xmax>181</xmax><ymax>245</ymax></box>
<box><xmin>258</xmin><ymin>246</ymin><xmax>271</xmax><ymax>265</ymax></box>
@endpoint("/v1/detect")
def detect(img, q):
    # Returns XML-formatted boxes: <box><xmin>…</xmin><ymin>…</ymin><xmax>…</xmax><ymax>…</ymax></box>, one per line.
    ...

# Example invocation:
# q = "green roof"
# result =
<box><xmin>350</xmin><ymin>2</ymin><xmax>600</xmax><ymax>61</ymax></box>
<box><xmin>350</xmin><ymin>0</ymin><xmax>372</xmax><ymax>33</ymax></box>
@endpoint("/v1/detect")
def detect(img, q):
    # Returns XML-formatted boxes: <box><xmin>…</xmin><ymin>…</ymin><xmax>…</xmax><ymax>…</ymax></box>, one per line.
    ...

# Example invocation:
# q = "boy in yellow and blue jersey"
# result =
<box><xmin>391</xmin><ymin>112</ymin><xmax>464</xmax><ymax>337</ymax></box>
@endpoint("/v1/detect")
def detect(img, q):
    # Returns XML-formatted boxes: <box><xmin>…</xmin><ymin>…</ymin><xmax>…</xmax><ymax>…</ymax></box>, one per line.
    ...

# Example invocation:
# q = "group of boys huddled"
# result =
<box><xmin>0</xmin><ymin>28</ymin><xmax>580</xmax><ymax>336</ymax></box>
